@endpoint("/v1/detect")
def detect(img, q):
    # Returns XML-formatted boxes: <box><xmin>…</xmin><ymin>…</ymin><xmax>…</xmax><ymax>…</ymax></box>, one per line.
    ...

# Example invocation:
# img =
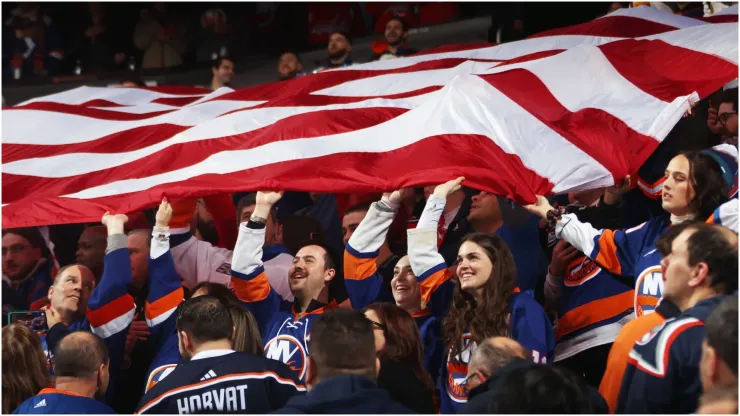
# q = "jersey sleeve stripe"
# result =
<box><xmin>231</xmin><ymin>270</ymin><xmax>271</xmax><ymax>302</ymax></box>
<box><xmin>419</xmin><ymin>268</ymin><xmax>454</xmax><ymax>305</ymax></box>
<box><xmin>556</xmin><ymin>290</ymin><xmax>634</xmax><ymax>339</ymax></box>
<box><xmin>90</xmin><ymin>308</ymin><xmax>136</xmax><ymax>338</ymax></box>
<box><xmin>594</xmin><ymin>230</ymin><xmax>623</xmax><ymax>276</ymax></box>
<box><xmin>343</xmin><ymin>249</ymin><xmax>378</xmax><ymax>281</ymax></box>
<box><xmin>145</xmin><ymin>287</ymin><xmax>184</xmax><ymax>323</ymax></box>
<box><xmin>87</xmin><ymin>294</ymin><xmax>135</xmax><ymax>327</ymax></box>
<box><xmin>627</xmin><ymin>319</ymin><xmax>703</xmax><ymax>378</ymax></box>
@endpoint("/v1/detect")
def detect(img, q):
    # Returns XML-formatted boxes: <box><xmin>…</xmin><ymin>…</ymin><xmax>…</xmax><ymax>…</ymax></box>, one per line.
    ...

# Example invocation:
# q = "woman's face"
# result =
<box><xmin>662</xmin><ymin>155</ymin><xmax>695</xmax><ymax>216</ymax></box>
<box><xmin>391</xmin><ymin>256</ymin><xmax>421</xmax><ymax>310</ymax></box>
<box><xmin>456</xmin><ymin>241</ymin><xmax>493</xmax><ymax>295</ymax></box>
<box><xmin>364</xmin><ymin>309</ymin><xmax>386</xmax><ymax>353</ymax></box>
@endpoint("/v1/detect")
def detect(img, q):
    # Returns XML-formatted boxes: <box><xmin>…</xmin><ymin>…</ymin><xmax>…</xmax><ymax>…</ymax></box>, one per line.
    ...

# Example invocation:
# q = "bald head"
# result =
<box><xmin>54</xmin><ymin>331</ymin><xmax>109</xmax><ymax>378</ymax></box>
<box><xmin>468</xmin><ymin>337</ymin><xmax>528</xmax><ymax>379</ymax></box>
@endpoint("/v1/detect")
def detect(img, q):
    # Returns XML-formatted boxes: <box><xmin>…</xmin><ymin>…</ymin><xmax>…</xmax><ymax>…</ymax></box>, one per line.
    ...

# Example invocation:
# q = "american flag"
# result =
<box><xmin>2</xmin><ymin>6</ymin><xmax>738</xmax><ymax>228</ymax></box>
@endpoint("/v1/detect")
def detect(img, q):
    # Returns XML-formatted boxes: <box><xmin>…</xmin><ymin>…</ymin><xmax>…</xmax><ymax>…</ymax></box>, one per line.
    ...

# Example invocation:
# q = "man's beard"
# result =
<box><xmin>328</xmin><ymin>49</ymin><xmax>347</xmax><ymax>61</ymax></box>
<box><xmin>197</xmin><ymin>217</ymin><xmax>220</xmax><ymax>246</ymax></box>
<box><xmin>387</xmin><ymin>37</ymin><xmax>403</xmax><ymax>48</ymax></box>
<box><xmin>280</xmin><ymin>70</ymin><xmax>298</xmax><ymax>81</ymax></box>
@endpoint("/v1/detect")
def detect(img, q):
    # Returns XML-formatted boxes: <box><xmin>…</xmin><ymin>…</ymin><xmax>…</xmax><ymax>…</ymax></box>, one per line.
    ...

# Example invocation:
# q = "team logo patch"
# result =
<box><xmin>265</xmin><ymin>335</ymin><xmax>307</xmax><ymax>380</ymax></box>
<box><xmin>635</xmin><ymin>266</ymin><xmax>663</xmax><ymax>317</ymax></box>
<box><xmin>635</xmin><ymin>321</ymin><xmax>668</xmax><ymax>346</ymax></box>
<box><xmin>564</xmin><ymin>256</ymin><xmax>600</xmax><ymax>287</ymax></box>
<box><xmin>215</xmin><ymin>262</ymin><xmax>231</xmax><ymax>275</ymax></box>
<box><xmin>445</xmin><ymin>335</ymin><xmax>475</xmax><ymax>403</ymax></box>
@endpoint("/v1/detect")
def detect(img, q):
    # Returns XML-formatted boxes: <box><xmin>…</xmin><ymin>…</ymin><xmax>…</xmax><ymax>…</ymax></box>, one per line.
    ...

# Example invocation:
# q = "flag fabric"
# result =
<box><xmin>2</xmin><ymin>6</ymin><xmax>738</xmax><ymax>228</ymax></box>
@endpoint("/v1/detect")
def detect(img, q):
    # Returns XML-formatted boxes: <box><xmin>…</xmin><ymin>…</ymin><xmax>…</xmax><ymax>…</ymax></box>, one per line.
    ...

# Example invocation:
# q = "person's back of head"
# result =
<box><xmin>2</xmin><ymin>324</ymin><xmax>51</xmax><ymax>413</ymax></box>
<box><xmin>702</xmin><ymin>296</ymin><xmax>738</xmax><ymax>390</ymax></box>
<box><xmin>306</xmin><ymin>308</ymin><xmax>377</xmax><ymax>390</ymax></box>
<box><xmin>466</xmin><ymin>337</ymin><xmax>528</xmax><ymax>390</ymax></box>
<box><xmin>176</xmin><ymin>295</ymin><xmax>234</xmax><ymax>360</ymax></box>
<box><xmin>687</xmin><ymin>224</ymin><xmax>738</xmax><ymax>295</ymax></box>
<box><xmin>227</xmin><ymin>304</ymin><xmax>264</xmax><ymax>357</ymax></box>
<box><xmin>54</xmin><ymin>331</ymin><xmax>110</xmax><ymax>399</ymax></box>
<box><xmin>190</xmin><ymin>282</ymin><xmax>240</xmax><ymax>307</ymax></box>
<box><xmin>487</xmin><ymin>365</ymin><xmax>594</xmax><ymax>414</ymax></box>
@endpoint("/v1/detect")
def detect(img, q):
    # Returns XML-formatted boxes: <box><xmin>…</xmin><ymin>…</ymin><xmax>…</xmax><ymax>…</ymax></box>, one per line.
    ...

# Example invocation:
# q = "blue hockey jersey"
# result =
<box><xmin>136</xmin><ymin>350</ymin><xmax>304</xmax><ymax>414</ymax></box>
<box><xmin>230</xmin><ymin>223</ymin><xmax>338</xmax><ymax>385</ymax></box>
<box><xmin>616</xmin><ymin>296</ymin><xmax>728</xmax><ymax>413</ymax></box>
<box><xmin>707</xmin><ymin>199</ymin><xmax>738</xmax><ymax>232</ymax></box>
<box><xmin>13</xmin><ymin>388</ymin><xmax>116</xmax><ymax>414</ymax></box>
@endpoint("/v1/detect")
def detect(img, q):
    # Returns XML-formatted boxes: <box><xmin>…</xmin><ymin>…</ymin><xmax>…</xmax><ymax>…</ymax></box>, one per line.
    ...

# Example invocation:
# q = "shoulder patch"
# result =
<box><xmin>628</xmin><ymin>317</ymin><xmax>703</xmax><ymax>378</ymax></box>
<box><xmin>215</xmin><ymin>262</ymin><xmax>232</xmax><ymax>275</ymax></box>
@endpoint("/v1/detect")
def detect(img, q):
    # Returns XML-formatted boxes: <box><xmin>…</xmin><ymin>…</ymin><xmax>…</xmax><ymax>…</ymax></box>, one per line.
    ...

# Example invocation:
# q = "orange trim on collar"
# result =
<box><xmin>411</xmin><ymin>308</ymin><xmax>431</xmax><ymax>318</ymax></box>
<box><xmin>38</xmin><ymin>388</ymin><xmax>86</xmax><ymax>398</ymax></box>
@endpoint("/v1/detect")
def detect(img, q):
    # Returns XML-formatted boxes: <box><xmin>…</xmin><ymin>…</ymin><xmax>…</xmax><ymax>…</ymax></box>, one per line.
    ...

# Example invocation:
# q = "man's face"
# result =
<box><xmin>391</xmin><ymin>256</ymin><xmax>421</xmax><ymax>308</ymax></box>
<box><xmin>328</xmin><ymin>33</ymin><xmax>351</xmax><ymax>60</ymax></box>
<box><xmin>213</xmin><ymin>59</ymin><xmax>234</xmax><ymax>85</ymax></box>
<box><xmin>660</xmin><ymin>228</ymin><xmax>697</xmax><ymax>302</ymax></box>
<box><xmin>289</xmin><ymin>245</ymin><xmax>333</xmax><ymax>299</ymax></box>
<box><xmin>385</xmin><ymin>19</ymin><xmax>406</xmax><ymax>47</ymax></box>
<box><xmin>278</xmin><ymin>53</ymin><xmax>302</xmax><ymax>80</ymax></box>
<box><xmin>468</xmin><ymin>191</ymin><xmax>501</xmax><ymax>223</ymax></box>
<box><xmin>239</xmin><ymin>204</ymin><xmax>280</xmax><ymax>246</ymax></box>
<box><xmin>49</xmin><ymin>265</ymin><xmax>95</xmax><ymax>317</ymax></box>
<box><xmin>128</xmin><ymin>233</ymin><xmax>149</xmax><ymax>289</ymax></box>
<box><xmin>718</xmin><ymin>102</ymin><xmax>738</xmax><ymax>136</ymax></box>
<box><xmin>342</xmin><ymin>210</ymin><xmax>367</xmax><ymax>246</ymax></box>
<box><xmin>76</xmin><ymin>228</ymin><xmax>106</xmax><ymax>276</ymax></box>
<box><xmin>2</xmin><ymin>233</ymin><xmax>41</xmax><ymax>280</ymax></box>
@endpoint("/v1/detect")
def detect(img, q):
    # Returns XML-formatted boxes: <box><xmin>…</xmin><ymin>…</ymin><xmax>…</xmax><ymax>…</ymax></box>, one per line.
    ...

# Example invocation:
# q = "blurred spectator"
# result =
<box><xmin>14</xmin><ymin>331</ymin><xmax>115</xmax><ymax>413</ymax></box>
<box><xmin>607</xmin><ymin>2</ymin><xmax>626</xmax><ymax>13</ymax></box>
<box><xmin>133</xmin><ymin>4</ymin><xmax>186</xmax><ymax>69</ymax></box>
<box><xmin>5</xmin><ymin>3</ymin><xmax>63</xmax><ymax>78</ymax></box>
<box><xmin>2</xmin><ymin>227</ymin><xmax>55</xmax><ymax>312</ymax></box>
<box><xmin>700</xmin><ymin>296</ymin><xmax>738</xmax><ymax>392</ymax></box>
<box><xmin>192</xmin><ymin>199</ymin><xmax>219</xmax><ymax>246</ymax></box>
<box><xmin>196</xmin><ymin>7</ymin><xmax>232</xmax><ymax>63</ymax></box>
<box><xmin>210</xmin><ymin>56</ymin><xmax>234</xmax><ymax>90</ymax></box>
<box><xmin>75</xmin><ymin>226</ymin><xmax>106</xmax><ymax>283</ymax></box>
<box><xmin>363</xmin><ymin>303</ymin><xmax>435</xmax><ymax>414</ymax></box>
<box><xmin>278</xmin><ymin>51</ymin><xmax>304</xmax><ymax>81</ymax></box>
<box><xmin>697</xmin><ymin>385</ymin><xmax>739</xmax><ymax>414</ymax></box>
<box><xmin>371</xmin><ymin>16</ymin><xmax>417</xmax><ymax>61</ymax></box>
<box><xmin>275</xmin><ymin>308</ymin><xmax>412</xmax><ymax>414</ymax></box>
<box><xmin>135</xmin><ymin>295</ymin><xmax>301</xmax><ymax>413</ymax></box>
<box><xmin>2</xmin><ymin>324</ymin><xmax>51</xmax><ymax>413</ymax></box>
<box><xmin>227</xmin><ymin>304</ymin><xmax>264</xmax><ymax>356</ymax></box>
<box><xmin>487</xmin><ymin>365</ymin><xmax>600</xmax><ymax>413</ymax></box>
<box><xmin>314</xmin><ymin>32</ymin><xmax>353</xmax><ymax>73</ymax></box>
<box><xmin>458</xmin><ymin>337</ymin><xmax>529</xmax><ymax>413</ymax></box>
<box><xmin>717</xmin><ymin>88</ymin><xmax>738</xmax><ymax>143</ymax></box>
<box><xmin>120</xmin><ymin>77</ymin><xmax>146</xmax><ymax>87</ymax></box>
<box><xmin>78</xmin><ymin>3</ymin><xmax>128</xmax><ymax>73</ymax></box>
<box><xmin>618</xmin><ymin>224</ymin><xmax>738</xmax><ymax>413</ymax></box>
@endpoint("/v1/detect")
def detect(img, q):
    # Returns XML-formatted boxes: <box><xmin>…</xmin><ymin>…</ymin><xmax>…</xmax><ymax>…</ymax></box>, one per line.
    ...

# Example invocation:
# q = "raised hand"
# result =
<box><xmin>523</xmin><ymin>195</ymin><xmax>555</xmax><ymax>220</ymax></box>
<box><xmin>256</xmin><ymin>191</ymin><xmax>284</xmax><ymax>207</ymax></box>
<box><xmin>102</xmin><ymin>212</ymin><xmax>129</xmax><ymax>235</ymax></box>
<box><xmin>155</xmin><ymin>198</ymin><xmax>173</xmax><ymax>228</ymax></box>
<box><xmin>432</xmin><ymin>176</ymin><xmax>465</xmax><ymax>199</ymax></box>
<box><xmin>549</xmin><ymin>240</ymin><xmax>581</xmax><ymax>278</ymax></box>
<box><xmin>386</xmin><ymin>188</ymin><xmax>412</xmax><ymax>205</ymax></box>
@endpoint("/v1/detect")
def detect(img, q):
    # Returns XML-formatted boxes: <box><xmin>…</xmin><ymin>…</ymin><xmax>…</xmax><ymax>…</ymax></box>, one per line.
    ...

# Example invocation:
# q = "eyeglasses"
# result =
<box><xmin>2</xmin><ymin>244</ymin><xmax>31</xmax><ymax>256</ymax></box>
<box><xmin>367</xmin><ymin>318</ymin><xmax>387</xmax><ymax>332</ymax></box>
<box><xmin>719</xmin><ymin>111</ymin><xmax>737</xmax><ymax>125</ymax></box>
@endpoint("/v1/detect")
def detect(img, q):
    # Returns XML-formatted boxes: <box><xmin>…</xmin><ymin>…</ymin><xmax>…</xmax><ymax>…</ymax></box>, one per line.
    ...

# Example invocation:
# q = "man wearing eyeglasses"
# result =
<box><xmin>708</xmin><ymin>88</ymin><xmax>738</xmax><ymax>145</ymax></box>
<box><xmin>2</xmin><ymin>227</ymin><xmax>55</xmax><ymax>312</ymax></box>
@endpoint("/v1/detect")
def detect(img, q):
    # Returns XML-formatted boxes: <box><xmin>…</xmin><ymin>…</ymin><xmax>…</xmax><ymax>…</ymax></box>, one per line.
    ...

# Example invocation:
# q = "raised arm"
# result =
<box><xmin>230</xmin><ymin>191</ymin><xmax>285</xmax><ymax>333</ymax></box>
<box><xmin>344</xmin><ymin>190</ymin><xmax>406</xmax><ymax>310</ymax></box>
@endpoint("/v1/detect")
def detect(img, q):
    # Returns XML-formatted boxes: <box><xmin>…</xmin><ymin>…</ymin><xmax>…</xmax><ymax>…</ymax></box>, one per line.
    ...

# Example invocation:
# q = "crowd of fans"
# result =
<box><xmin>2</xmin><ymin>2</ymin><xmax>740</xmax><ymax>415</ymax></box>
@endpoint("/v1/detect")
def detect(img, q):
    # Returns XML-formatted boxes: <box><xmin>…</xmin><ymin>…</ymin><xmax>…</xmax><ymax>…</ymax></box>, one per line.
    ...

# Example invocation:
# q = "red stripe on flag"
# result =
<box><xmin>8</xmin><ymin>101</ymin><xmax>174</xmax><ymax>121</ymax></box>
<box><xmin>529</xmin><ymin>15</ymin><xmax>682</xmax><ymax>39</ymax></box>
<box><xmin>1</xmin><ymin>133</ymin><xmax>555</xmax><ymax>227</ymax></box>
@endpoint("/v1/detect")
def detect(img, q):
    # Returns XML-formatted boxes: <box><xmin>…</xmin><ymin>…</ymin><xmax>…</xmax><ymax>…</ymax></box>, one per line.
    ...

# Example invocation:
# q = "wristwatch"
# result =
<box><xmin>250</xmin><ymin>215</ymin><xmax>267</xmax><ymax>224</ymax></box>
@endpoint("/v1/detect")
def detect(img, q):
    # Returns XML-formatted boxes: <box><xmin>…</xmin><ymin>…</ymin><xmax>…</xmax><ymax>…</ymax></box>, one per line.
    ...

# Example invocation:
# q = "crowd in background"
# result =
<box><xmin>2</xmin><ymin>2</ymin><xmax>740</xmax><ymax>415</ymax></box>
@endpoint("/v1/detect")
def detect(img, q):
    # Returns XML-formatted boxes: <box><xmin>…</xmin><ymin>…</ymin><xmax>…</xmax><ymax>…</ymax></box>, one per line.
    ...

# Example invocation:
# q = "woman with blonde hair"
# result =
<box><xmin>2</xmin><ymin>324</ymin><xmax>51</xmax><ymax>413</ymax></box>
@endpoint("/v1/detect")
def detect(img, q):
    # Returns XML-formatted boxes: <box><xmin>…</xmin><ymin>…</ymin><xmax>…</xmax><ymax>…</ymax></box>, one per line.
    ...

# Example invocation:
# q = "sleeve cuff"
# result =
<box><xmin>106</xmin><ymin>234</ymin><xmax>128</xmax><ymax>254</ymax></box>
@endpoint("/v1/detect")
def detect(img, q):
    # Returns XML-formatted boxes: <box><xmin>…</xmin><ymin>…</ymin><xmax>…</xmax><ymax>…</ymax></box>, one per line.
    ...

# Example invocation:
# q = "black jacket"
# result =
<box><xmin>273</xmin><ymin>375</ymin><xmax>412</xmax><ymax>414</ymax></box>
<box><xmin>377</xmin><ymin>358</ymin><xmax>435</xmax><ymax>414</ymax></box>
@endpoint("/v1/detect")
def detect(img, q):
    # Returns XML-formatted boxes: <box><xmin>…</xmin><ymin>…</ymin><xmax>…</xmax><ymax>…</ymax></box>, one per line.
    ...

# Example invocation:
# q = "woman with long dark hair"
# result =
<box><xmin>525</xmin><ymin>150</ymin><xmax>729</xmax><ymax>318</ymax></box>
<box><xmin>363</xmin><ymin>303</ymin><xmax>436</xmax><ymax>414</ymax></box>
<box><xmin>408</xmin><ymin>177</ymin><xmax>555</xmax><ymax>413</ymax></box>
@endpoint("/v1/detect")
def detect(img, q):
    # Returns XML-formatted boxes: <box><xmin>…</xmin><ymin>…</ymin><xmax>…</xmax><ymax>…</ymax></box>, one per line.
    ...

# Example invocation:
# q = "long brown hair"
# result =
<box><xmin>2</xmin><ymin>324</ymin><xmax>51</xmax><ymax>413</ymax></box>
<box><xmin>442</xmin><ymin>233</ymin><xmax>517</xmax><ymax>360</ymax></box>
<box><xmin>363</xmin><ymin>303</ymin><xmax>435</xmax><ymax>393</ymax></box>
<box><xmin>228</xmin><ymin>305</ymin><xmax>265</xmax><ymax>357</ymax></box>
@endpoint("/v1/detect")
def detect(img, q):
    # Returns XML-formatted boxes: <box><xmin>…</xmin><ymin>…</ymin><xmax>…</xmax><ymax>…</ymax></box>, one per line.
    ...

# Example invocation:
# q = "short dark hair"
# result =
<box><xmin>343</xmin><ymin>202</ymin><xmax>371</xmax><ymax>217</ymax></box>
<box><xmin>656</xmin><ymin>220</ymin><xmax>703</xmax><ymax>257</ymax></box>
<box><xmin>189</xmin><ymin>282</ymin><xmax>241</xmax><ymax>308</ymax></box>
<box><xmin>53</xmin><ymin>331</ymin><xmax>109</xmax><ymax>378</ymax></box>
<box><xmin>176</xmin><ymin>295</ymin><xmax>234</xmax><ymax>344</ymax></box>
<box><xmin>487</xmin><ymin>365</ymin><xmax>594</xmax><ymax>413</ymax></box>
<box><xmin>281</xmin><ymin>51</ymin><xmax>302</xmax><ymax>64</ymax></box>
<box><xmin>706</xmin><ymin>296</ymin><xmax>738</xmax><ymax>375</ymax></box>
<box><xmin>686</xmin><ymin>224</ymin><xmax>739</xmax><ymax>294</ymax></box>
<box><xmin>2</xmin><ymin>227</ymin><xmax>47</xmax><ymax>252</ymax></box>
<box><xmin>330</xmin><ymin>31</ymin><xmax>352</xmax><ymax>45</ymax></box>
<box><xmin>212</xmin><ymin>57</ymin><xmax>233</xmax><ymax>70</ymax></box>
<box><xmin>309</xmin><ymin>309</ymin><xmax>376</xmax><ymax>380</ymax></box>
<box><xmin>719</xmin><ymin>87</ymin><xmax>738</xmax><ymax>112</ymax></box>
<box><xmin>680</xmin><ymin>150</ymin><xmax>730</xmax><ymax>220</ymax></box>
<box><xmin>235</xmin><ymin>193</ymin><xmax>278</xmax><ymax>225</ymax></box>
<box><xmin>128</xmin><ymin>229</ymin><xmax>152</xmax><ymax>248</ymax></box>
<box><xmin>387</xmin><ymin>15</ymin><xmax>409</xmax><ymax>32</ymax></box>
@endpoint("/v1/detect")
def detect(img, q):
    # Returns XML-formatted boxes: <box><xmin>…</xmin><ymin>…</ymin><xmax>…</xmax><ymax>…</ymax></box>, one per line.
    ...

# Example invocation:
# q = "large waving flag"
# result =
<box><xmin>2</xmin><ymin>6</ymin><xmax>738</xmax><ymax>228</ymax></box>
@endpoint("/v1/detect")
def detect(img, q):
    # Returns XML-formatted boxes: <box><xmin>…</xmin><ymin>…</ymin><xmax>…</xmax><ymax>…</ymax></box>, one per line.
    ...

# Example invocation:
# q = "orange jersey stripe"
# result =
<box><xmin>594</xmin><ymin>230</ymin><xmax>623</xmax><ymax>276</ymax></box>
<box><xmin>343</xmin><ymin>251</ymin><xmax>378</xmax><ymax>281</ymax></box>
<box><xmin>87</xmin><ymin>294</ymin><xmax>134</xmax><ymax>327</ymax></box>
<box><xmin>232</xmin><ymin>272</ymin><xmax>271</xmax><ymax>302</ymax></box>
<box><xmin>419</xmin><ymin>269</ymin><xmax>454</xmax><ymax>305</ymax></box>
<box><xmin>556</xmin><ymin>290</ymin><xmax>634</xmax><ymax>339</ymax></box>
<box><xmin>146</xmin><ymin>287</ymin><xmax>184</xmax><ymax>321</ymax></box>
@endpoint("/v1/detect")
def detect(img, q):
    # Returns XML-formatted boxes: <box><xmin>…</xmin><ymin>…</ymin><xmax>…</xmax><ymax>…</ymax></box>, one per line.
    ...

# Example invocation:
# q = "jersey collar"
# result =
<box><xmin>191</xmin><ymin>349</ymin><xmax>235</xmax><ymax>361</ymax></box>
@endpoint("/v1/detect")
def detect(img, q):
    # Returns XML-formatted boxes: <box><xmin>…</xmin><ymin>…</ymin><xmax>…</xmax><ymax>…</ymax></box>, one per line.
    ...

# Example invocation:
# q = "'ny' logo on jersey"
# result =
<box><xmin>265</xmin><ymin>335</ymin><xmax>307</xmax><ymax>380</ymax></box>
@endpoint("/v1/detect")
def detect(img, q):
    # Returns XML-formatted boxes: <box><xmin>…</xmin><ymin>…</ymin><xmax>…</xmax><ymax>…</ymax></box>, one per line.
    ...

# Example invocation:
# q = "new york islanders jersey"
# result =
<box><xmin>136</xmin><ymin>350</ymin><xmax>304</xmax><ymax>414</ymax></box>
<box><xmin>230</xmin><ymin>223</ymin><xmax>338</xmax><ymax>385</ymax></box>
<box><xmin>13</xmin><ymin>388</ymin><xmax>116</xmax><ymax>414</ymax></box>
<box><xmin>408</xmin><ymin>196</ymin><xmax>555</xmax><ymax>413</ymax></box>
<box><xmin>143</xmin><ymin>226</ymin><xmax>186</xmax><ymax>394</ymax></box>
<box><xmin>707</xmin><ymin>199</ymin><xmax>738</xmax><ymax>232</ymax></box>
<box><xmin>617</xmin><ymin>296</ymin><xmax>727</xmax><ymax>413</ymax></box>
<box><xmin>557</xmin><ymin>213</ymin><xmax>671</xmax><ymax>317</ymax></box>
